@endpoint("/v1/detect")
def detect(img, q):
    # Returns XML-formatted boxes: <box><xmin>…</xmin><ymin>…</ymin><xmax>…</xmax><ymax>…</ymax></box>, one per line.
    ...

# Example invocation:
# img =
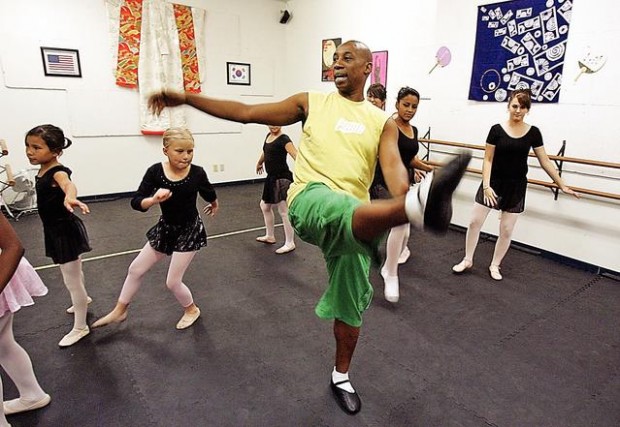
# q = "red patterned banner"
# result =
<box><xmin>173</xmin><ymin>4</ymin><xmax>201</xmax><ymax>93</ymax></box>
<box><xmin>116</xmin><ymin>0</ymin><xmax>143</xmax><ymax>88</ymax></box>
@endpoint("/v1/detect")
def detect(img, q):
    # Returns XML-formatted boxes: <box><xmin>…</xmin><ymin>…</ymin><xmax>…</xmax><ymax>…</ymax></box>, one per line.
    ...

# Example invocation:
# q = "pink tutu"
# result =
<box><xmin>0</xmin><ymin>256</ymin><xmax>48</xmax><ymax>317</ymax></box>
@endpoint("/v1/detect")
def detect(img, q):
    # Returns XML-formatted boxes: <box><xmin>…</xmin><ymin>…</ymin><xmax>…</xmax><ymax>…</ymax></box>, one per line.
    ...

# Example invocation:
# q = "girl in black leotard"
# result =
<box><xmin>25</xmin><ymin>124</ymin><xmax>92</xmax><ymax>347</ymax></box>
<box><xmin>452</xmin><ymin>89</ymin><xmax>580</xmax><ymax>280</ymax></box>
<box><xmin>93</xmin><ymin>128</ymin><xmax>218</xmax><ymax>330</ymax></box>
<box><xmin>255</xmin><ymin>126</ymin><xmax>297</xmax><ymax>254</ymax></box>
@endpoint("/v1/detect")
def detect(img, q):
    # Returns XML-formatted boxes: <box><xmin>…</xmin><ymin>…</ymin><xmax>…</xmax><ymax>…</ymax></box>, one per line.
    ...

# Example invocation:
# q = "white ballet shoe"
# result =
<box><xmin>381</xmin><ymin>267</ymin><xmax>400</xmax><ymax>303</ymax></box>
<box><xmin>452</xmin><ymin>259</ymin><xmax>473</xmax><ymax>274</ymax></box>
<box><xmin>275</xmin><ymin>243</ymin><xmax>296</xmax><ymax>254</ymax></box>
<box><xmin>398</xmin><ymin>247</ymin><xmax>411</xmax><ymax>264</ymax></box>
<box><xmin>489</xmin><ymin>265</ymin><xmax>503</xmax><ymax>281</ymax></box>
<box><xmin>256</xmin><ymin>235</ymin><xmax>276</xmax><ymax>244</ymax></box>
<box><xmin>58</xmin><ymin>327</ymin><xmax>90</xmax><ymax>347</ymax></box>
<box><xmin>3</xmin><ymin>394</ymin><xmax>51</xmax><ymax>415</ymax></box>
<box><xmin>66</xmin><ymin>296</ymin><xmax>93</xmax><ymax>314</ymax></box>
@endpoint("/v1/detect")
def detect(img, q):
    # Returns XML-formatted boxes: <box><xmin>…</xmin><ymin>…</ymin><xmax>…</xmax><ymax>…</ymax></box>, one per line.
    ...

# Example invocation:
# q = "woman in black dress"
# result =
<box><xmin>452</xmin><ymin>89</ymin><xmax>580</xmax><ymax>280</ymax></box>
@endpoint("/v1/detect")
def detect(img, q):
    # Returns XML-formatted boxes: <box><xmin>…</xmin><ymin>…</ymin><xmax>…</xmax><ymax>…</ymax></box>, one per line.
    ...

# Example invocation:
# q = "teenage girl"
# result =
<box><xmin>93</xmin><ymin>128</ymin><xmax>218</xmax><ymax>330</ymax></box>
<box><xmin>369</xmin><ymin>87</ymin><xmax>433</xmax><ymax>302</ymax></box>
<box><xmin>255</xmin><ymin>125</ymin><xmax>297</xmax><ymax>254</ymax></box>
<box><xmin>25</xmin><ymin>124</ymin><xmax>92</xmax><ymax>347</ymax></box>
<box><xmin>0</xmin><ymin>215</ymin><xmax>50</xmax><ymax>422</ymax></box>
<box><xmin>452</xmin><ymin>89</ymin><xmax>580</xmax><ymax>280</ymax></box>
<box><xmin>367</xmin><ymin>84</ymin><xmax>414</xmax><ymax>264</ymax></box>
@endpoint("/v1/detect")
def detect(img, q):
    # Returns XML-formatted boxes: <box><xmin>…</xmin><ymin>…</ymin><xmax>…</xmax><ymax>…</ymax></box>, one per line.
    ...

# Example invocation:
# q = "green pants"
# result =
<box><xmin>289</xmin><ymin>182</ymin><xmax>383</xmax><ymax>327</ymax></box>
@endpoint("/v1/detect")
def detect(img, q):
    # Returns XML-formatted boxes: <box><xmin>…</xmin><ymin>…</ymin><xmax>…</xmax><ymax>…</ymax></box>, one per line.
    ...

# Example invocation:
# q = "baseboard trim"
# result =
<box><xmin>448</xmin><ymin>224</ymin><xmax>619</xmax><ymax>280</ymax></box>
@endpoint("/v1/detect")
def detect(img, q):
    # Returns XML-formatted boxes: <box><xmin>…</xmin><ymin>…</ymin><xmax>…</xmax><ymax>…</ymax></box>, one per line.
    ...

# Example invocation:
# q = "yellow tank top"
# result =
<box><xmin>288</xmin><ymin>92</ymin><xmax>389</xmax><ymax>203</ymax></box>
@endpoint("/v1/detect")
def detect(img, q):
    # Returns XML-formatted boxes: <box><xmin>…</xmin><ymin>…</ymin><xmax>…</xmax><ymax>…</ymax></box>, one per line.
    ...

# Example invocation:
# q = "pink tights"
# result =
<box><xmin>118</xmin><ymin>243</ymin><xmax>196</xmax><ymax>308</ymax></box>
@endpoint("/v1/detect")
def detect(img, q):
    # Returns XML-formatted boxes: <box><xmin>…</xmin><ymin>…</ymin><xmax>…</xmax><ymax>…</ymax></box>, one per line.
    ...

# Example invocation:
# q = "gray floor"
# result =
<box><xmin>2</xmin><ymin>182</ymin><xmax>619</xmax><ymax>427</ymax></box>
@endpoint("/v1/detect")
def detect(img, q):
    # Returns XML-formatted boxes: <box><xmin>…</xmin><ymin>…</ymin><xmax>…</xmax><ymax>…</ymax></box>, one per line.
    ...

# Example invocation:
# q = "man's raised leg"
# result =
<box><xmin>352</xmin><ymin>151</ymin><xmax>472</xmax><ymax>242</ymax></box>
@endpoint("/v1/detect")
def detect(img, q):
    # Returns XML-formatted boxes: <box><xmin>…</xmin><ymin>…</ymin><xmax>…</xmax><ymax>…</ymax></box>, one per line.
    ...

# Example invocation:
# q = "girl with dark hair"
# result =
<box><xmin>25</xmin><ymin>124</ymin><xmax>92</xmax><ymax>347</ymax></box>
<box><xmin>370</xmin><ymin>87</ymin><xmax>433</xmax><ymax>302</ymax></box>
<box><xmin>366</xmin><ymin>83</ymin><xmax>387</xmax><ymax>110</ymax></box>
<box><xmin>452</xmin><ymin>89</ymin><xmax>580</xmax><ymax>280</ymax></box>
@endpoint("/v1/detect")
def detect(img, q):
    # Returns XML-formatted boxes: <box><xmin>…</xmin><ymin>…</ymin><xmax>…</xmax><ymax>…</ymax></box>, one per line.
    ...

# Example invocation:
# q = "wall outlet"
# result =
<box><xmin>212</xmin><ymin>164</ymin><xmax>218</xmax><ymax>172</ymax></box>
<box><xmin>219</xmin><ymin>164</ymin><xmax>225</xmax><ymax>172</ymax></box>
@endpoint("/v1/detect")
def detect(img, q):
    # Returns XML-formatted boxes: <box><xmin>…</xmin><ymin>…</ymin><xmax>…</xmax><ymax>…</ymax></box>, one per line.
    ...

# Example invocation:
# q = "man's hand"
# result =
<box><xmin>148</xmin><ymin>91</ymin><xmax>187</xmax><ymax>116</ymax></box>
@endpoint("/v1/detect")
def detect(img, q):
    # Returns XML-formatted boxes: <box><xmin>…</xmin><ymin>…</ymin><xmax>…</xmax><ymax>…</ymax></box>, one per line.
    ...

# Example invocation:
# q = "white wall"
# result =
<box><xmin>280</xmin><ymin>0</ymin><xmax>619</xmax><ymax>272</ymax></box>
<box><xmin>1</xmin><ymin>0</ymin><xmax>618</xmax><ymax>271</ymax></box>
<box><xmin>0</xmin><ymin>0</ymin><xmax>289</xmax><ymax>195</ymax></box>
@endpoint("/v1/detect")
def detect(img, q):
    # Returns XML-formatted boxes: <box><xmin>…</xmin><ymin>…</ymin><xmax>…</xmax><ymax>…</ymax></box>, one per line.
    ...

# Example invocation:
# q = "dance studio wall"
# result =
<box><xmin>0</xmin><ymin>0</ymin><xmax>617</xmax><ymax>271</ymax></box>
<box><xmin>0</xmin><ymin>0</ymin><xmax>290</xmax><ymax>195</ymax></box>
<box><xmin>280</xmin><ymin>0</ymin><xmax>619</xmax><ymax>272</ymax></box>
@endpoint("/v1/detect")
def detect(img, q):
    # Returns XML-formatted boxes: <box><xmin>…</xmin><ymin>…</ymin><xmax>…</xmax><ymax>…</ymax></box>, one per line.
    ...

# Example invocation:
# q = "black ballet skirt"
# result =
<box><xmin>36</xmin><ymin>165</ymin><xmax>92</xmax><ymax>264</ymax></box>
<box><xmin>475</xmin><ymin>178</ymin><xmax>527</xmax><ymax>213</ymax></box>
<box><xmin>262</xmin><ymin>174</ymin><xmax>293</xmax><ymax>204</ymax></box>
<box><xmin>261</xmin><ymin>133</ymin><xmax>294</xmax><ymax>204</ymax></box>
<box><xmin>43</xmin><ymin>216</ymin><xmax>92</xmax><ymax>264</ymax></box>
<box><xmin>146</xmin><ymin>215</ymin><xmax>207</xmax><ymax>255</ymax></box>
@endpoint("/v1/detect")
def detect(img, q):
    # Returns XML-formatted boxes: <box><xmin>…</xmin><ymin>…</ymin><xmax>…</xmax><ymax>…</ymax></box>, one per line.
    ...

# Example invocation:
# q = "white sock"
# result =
<box><xmin>332</xmin><ymin>367</ymin><xmax>355</xmax><ymax>393</ymax></box>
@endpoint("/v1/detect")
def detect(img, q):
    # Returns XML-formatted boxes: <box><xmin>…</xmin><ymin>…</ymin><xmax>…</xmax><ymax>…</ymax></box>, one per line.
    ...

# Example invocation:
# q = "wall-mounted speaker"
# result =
<box><xmin>279</xmin><ymin>10</ymin><xmax>292</xmax><ymax>24</ymax></box>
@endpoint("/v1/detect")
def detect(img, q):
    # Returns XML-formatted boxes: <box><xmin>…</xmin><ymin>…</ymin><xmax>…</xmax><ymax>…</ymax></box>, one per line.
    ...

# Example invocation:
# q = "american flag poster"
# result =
<box><xmin>41</xmin><ymin>47</ymin><xmax>82</xmax><ymax>77</ymax></box>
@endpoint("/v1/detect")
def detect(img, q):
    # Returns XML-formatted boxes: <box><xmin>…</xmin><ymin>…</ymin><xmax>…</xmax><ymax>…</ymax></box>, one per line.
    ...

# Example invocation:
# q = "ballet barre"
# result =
<box><xmin>419</xmin><ymin>136</ymin><xmax>620</xmax><ymax>201</ymax></box>
<box><xmin>1</xmin><ymin>139</ymin><xmax>17</xmax><ymax>218</ymax></box>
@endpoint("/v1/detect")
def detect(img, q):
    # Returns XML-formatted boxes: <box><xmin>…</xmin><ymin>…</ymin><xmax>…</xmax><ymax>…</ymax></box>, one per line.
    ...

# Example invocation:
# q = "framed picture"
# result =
<box><xmin>371</xmin><ymin>50</ymin><xmax>388</xmax><ymax>87</ymax></box>
<box><xmin>40</xmin><ymin>47</ymin><xmax>82</xmax><ymax>77</ymax></box>
<box><xmin>227</xmin><ymin>62</ymin><xmax>251</xmax><ymax>85</ymax></box>
<box><xmin>321</xmin><ymin>38</ymin><xmax>341</xmax><ymax>82</ymax></box>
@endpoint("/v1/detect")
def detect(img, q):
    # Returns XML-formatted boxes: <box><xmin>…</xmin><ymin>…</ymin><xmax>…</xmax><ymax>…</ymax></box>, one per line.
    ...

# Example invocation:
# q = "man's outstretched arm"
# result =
<box><xmin>148</xmin><ymin>90</ymin><xmax>308</xmax><ymax>127</ymax></box>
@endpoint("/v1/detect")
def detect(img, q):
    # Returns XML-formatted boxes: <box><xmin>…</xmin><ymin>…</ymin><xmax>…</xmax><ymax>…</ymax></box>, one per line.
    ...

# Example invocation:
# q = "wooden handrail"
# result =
<box><xmin>422</xmin><ymin>139</ymin><xmax>620</xmax><ymax>201</ymax></box>
<box><xmin>420</xmin><ymin>138</ymin><xmax>620</xmax><ymax>170</ymax></box>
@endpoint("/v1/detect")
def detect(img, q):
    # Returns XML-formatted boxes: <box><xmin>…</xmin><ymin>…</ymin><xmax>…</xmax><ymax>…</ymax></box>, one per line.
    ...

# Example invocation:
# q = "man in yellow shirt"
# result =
<box><xmin>149</xmin><ymin>40</ymin><xmax>470</xmax><ymax>415</ymax></box>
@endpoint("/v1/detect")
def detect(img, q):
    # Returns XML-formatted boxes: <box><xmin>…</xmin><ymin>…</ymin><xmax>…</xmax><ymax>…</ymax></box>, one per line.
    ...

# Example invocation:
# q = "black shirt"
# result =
<box><xmin>35</xmin><ymin>165</ymin><xmax>75</xmax><ymax>225</ymax></box>
<box><xmin>131</xmin><ymin>163</ymin><xmax>217</xmax><ymax>225</ymax></box>
<box><xmin>372</xmin><ymin>126</ymin><xmax>419</xmax><ymax>187</ymax></box>
<box><xmin>263</xmin><ymin>133</ymin><xmax>293</xmax><ymax>178</ymax></box>
<box><xmin>487</xmin><ymin>124</ymin><xmax>543</xmax><ymax>180</ymax></box>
